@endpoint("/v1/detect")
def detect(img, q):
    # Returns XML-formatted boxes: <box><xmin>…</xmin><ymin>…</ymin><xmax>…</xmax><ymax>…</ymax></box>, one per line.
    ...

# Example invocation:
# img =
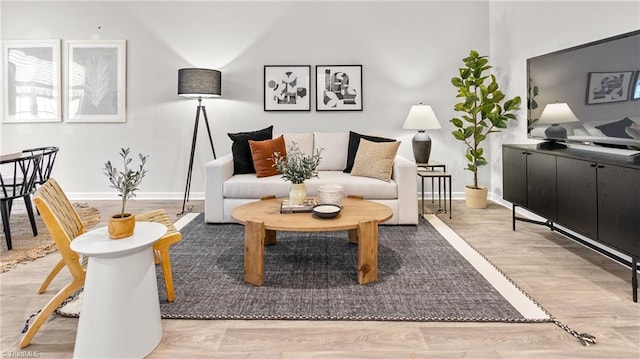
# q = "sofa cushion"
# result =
<box><xmin>350</xmin><ymin>139</ymin><xmax>400</xmax><ymax>182</ymax></box>
<box><xmin>223</xmin><ymin>171</ymin><xmax>397</xmax><ymax>199</ymax></box>
<box><xmin>314</xmin><ymin>132</ymin><xmax>349</xmax><ymax>171</ymax></box>
<box><xmin>228</xmin><ymin>125</ymin><xmax>273</xmax><ymax>174</ymax></box>
<box><xmin>595</xmin><ymin>117</ymin><xmax>634</xmax><ymax>138</ymax></box>
<box><xmin>279</xmin><ymin>133</ymin><xmax>314</xmax><ymax>157</ymax></box>
<box><xmin>249</xmin><ymin>135</ymin><xmax>286</xmax><ymax>178</ymax></box>
<box><xmin>344</xmin><ymin>131</ymin><xmax>396</xmax><ymax>173</ymax></box>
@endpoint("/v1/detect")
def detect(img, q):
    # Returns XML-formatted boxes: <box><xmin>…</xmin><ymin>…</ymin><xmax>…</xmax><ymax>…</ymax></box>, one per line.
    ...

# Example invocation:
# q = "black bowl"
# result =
<box><xmin>312</xmin><ymin>204</ymin><xmax>341</xmax><ymax>219</ymax></box>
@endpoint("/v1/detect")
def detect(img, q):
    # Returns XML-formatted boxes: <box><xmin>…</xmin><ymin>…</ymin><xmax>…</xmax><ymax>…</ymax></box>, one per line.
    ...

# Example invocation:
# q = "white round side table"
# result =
<box><xmin>70</xmin><ymin>221</ymin><xmax>167</xmax><ymax>359</ymax></box>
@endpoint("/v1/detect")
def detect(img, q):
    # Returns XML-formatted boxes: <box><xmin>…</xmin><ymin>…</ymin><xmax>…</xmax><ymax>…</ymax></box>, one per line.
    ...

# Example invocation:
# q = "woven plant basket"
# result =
<box><xmin>464</xmin><ymin>186</ymin><xmax>488</xmax><ymax>209</ymax></box>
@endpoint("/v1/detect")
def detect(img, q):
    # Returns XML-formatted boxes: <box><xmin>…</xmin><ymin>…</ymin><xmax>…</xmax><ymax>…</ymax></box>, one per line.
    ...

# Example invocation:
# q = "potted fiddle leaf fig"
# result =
<box><xmin>103</xmin><ymin>147</ymin><xmax>149</xmax><ymax>239</ymax></box>
<box><xmin>451</xmin><ymin>50</ymin><xmax>521</xmax><ymax>208</ymax></box>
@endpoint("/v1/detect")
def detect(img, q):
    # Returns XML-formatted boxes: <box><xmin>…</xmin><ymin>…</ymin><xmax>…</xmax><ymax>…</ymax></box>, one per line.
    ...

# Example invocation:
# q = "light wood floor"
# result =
<box><xmin>1</xmin><ymin>199</ymin><xmax>638</xmax><ymax>358</ymax></box>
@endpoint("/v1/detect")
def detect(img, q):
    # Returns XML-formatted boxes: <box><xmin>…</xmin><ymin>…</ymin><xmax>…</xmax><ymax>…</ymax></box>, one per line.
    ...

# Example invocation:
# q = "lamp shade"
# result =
<box><xmin>402</xmin><ymin>104</ymin><xmax>441</xmax><ymax>130</ymax></box>
<box><xmin>537</xmin><ymin>102</ymin><xmax>579</xmax><ymax>124</ymax></box>
<box><xmin>178</xmin><ymin>68</ymin><xmax>222</xmax><ymax>98</ymax></box>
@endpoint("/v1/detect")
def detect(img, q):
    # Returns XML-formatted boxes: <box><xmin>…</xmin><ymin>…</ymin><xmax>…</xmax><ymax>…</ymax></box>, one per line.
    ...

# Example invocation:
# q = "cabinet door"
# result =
<box><xmin>502</xmin><ymin>147</ymin><xmax>527</xmax><ymax>206</ymax></box>
<box><xmin>556</xmin><ymin>157</ymin><xmax>597</xmax><ymax>239</ymax></box>
<box><xmin>526</xmin><ymin>151</ymin><xmax>557</xmax><ymax>220</ymax></box>
<box><xmin>598</xmin><ymin>164</ymin><xmax>640</xmax><ymax>258</ymax></box>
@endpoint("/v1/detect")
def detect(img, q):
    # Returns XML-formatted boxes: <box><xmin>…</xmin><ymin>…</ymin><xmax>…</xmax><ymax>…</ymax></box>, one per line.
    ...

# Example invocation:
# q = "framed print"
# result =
<box><xmin>631</xmin><ymin>70</ymin><xmax>640</xmax><ymax>100</ymax></box>
<box><xmin>316</xmin><ymin>65</ymin><xmax>362</xmax><ymax>111</ymax></box>
<box><xmin>67</xmin><ymin>40</ymin><xmax>126</xmax><ymax>122</ymax></box>
<box><xmin>264</xmin><ymin>65</ymin><xmax>310</xmax><ymax>111</ymax></box>
<box><xmin>585</xmin><ymin>71</ymin><xmax>633</xmax><ymax>105</ymax></box>
<box><xmin>3</xmin><ymin>40</ymin><xmax>61</xmax><ymax>123</ymax></box>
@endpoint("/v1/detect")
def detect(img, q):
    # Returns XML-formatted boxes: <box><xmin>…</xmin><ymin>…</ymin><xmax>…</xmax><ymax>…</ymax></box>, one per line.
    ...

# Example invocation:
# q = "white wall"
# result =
<box><xmin>1</xmin><ymin>1</ymin><xmax>638</xmax><ymax>201</ymax></box>
<box><xmin>488</xmin><ymin>0</ymin><xmax>640</xmax><ymax>200</ymax></box>
<box><xmin>1</xmin><ymin>0</ymin><xmax>489</xmax><ymax>199</ymax></box>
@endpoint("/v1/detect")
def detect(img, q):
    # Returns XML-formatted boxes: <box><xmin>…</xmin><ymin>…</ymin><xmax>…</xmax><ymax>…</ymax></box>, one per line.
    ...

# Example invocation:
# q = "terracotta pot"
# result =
<box><xmin>464</xmin><ymin>186</ymin><xmax>488</xmax><ymax>209</ymax></box>
<box><xmin>289</xmin><ymin>183</ymin><xmax>307</xmax><ymax>205</ymax></box>
<box><xmin>108</xmin><ymin>213</ymin><xmax>136</xmax><ymax>239</ymax></box>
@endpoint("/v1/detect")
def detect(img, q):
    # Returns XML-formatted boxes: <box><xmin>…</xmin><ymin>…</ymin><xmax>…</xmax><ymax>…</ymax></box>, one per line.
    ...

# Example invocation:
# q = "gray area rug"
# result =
<box><xmin>157</xmin><ymin>214</ymin><xmax>529</xmax><ymax>321</ymax></box>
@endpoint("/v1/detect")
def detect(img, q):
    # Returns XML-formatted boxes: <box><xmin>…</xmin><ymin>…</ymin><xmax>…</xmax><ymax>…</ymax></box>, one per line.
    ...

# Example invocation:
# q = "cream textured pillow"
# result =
<box><xmin>350</xmin><ymin>139</ymin><xmax>400</xmax><ymax>182</ymax></box>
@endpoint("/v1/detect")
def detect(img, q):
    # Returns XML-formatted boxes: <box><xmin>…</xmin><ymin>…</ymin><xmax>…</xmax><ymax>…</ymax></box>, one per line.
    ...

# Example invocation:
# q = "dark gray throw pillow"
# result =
<box><xmin>595</xmin><ymin>117</ymin><xmax>633</xmax><ymax>138</ymax></box>
<box><xmin>228</xmin><ymin>125</ymin><xmax>273</xmax><ymax>174</ymax></box>
<box><xmin>343</xmin><ymin>131</ymin><xmax>396</xmax><ymax>173</ymax></box>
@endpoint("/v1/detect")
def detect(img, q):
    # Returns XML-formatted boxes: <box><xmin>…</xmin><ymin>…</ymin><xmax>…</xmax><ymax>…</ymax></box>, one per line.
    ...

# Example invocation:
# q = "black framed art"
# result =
<box><xmin>316</xmin><ymin>65</ymin><xmax>362</xmax><ymax>111</ymax></box>
<box><xmin>264</xmin><ymin>65</ymin><xmax>310</xmax><ymax>111</ymax></box>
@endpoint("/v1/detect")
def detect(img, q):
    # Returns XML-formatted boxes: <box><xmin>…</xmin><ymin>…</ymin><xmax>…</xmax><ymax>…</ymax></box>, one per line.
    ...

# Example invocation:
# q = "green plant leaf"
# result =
<box><xmin>465</xmin><ymin>153</ymin><xmax>473</xmax><ymax>162</ymax></box>
<box><xmin>487</xmin><ymin>82</ymin><xmax>498</xmax><ymax>93</ymax></box>
<box><xmin>451</xmin><ymin>77</ymin><xmax>463</xmax><ymax>87</ymax></box>
<box><xmin>495</xmin><ymin>121</ymin><xmax>508</xmax><ymax>129</ymax></box>
<box><xmin>451</xmin><ymin>118</ymin><xmax>463</xmax><ymax>127</ymax></box>
<box><xmin>452</xmin><ymin>130</ymin><xmax>466</xmax><ymax>141</ymax></box>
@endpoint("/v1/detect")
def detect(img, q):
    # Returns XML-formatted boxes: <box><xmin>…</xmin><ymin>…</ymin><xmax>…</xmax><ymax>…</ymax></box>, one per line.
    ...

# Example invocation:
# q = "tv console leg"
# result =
<box><xmin>512</xmin><ymin>204</ymin><xmax>516</xmax><ymax>231</ymax></box>
<box><xmin>633</xmin><ymin>257</ymin><xmax>638</xmax><ymax>303</ymax></box>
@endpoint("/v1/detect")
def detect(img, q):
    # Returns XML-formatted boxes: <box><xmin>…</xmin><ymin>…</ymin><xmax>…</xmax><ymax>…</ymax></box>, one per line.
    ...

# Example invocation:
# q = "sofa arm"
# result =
<box><xmin>205</xmin><ymin>154</ymin><xmax>233</xmax><ymax>223</ymax></box>
<box><xmin>392</xmin><ymin>154</ymin><xmax>419</xmax><ymax>225</ymax></box>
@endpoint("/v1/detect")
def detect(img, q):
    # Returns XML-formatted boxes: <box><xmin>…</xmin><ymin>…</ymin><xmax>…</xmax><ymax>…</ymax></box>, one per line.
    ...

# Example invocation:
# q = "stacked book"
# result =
<box><xmin>280</xmin><ymin>198</ymin><xmax>317</xmax><ymax>214</ymax></box>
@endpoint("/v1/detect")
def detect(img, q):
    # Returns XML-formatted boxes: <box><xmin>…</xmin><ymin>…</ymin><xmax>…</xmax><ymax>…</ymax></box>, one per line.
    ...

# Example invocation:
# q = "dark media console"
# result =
<box><xmin>503</xmin><ymin>144</ymin><xmax>640</xmax><ymax>302</ymax></box>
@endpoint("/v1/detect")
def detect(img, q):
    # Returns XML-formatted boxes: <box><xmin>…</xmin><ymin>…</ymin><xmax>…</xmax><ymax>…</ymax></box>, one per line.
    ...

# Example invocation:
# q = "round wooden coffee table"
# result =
<box><xmin>231</xmin><ymin>197</ymin><xmax>393</xmax><ymax>286</ymax></box>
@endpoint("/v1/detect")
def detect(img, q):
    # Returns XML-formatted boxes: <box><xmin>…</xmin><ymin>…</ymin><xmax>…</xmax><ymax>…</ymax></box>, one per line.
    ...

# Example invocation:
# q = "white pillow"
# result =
<box><xmin>279</xmin><ymin>133</ymin><xmax>314</xmax><ymax>157</ymax></box>
<box><xmin>313</xmin><ymin>132</ymin><xmax>349</xmax><ymax>171</ymax></box>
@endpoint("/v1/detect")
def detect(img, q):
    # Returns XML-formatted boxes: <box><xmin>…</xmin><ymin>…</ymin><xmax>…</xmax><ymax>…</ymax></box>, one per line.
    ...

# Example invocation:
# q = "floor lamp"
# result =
<box><xmin>178</xmin><ymin>68</ymin><xmax>222</xmax><ymax>215</ymax></box>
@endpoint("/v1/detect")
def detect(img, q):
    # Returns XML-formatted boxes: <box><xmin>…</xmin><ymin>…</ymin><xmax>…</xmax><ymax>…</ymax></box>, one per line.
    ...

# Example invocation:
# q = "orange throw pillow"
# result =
<box><xmin>249</xmin><ymin>135</ymin><xmax>287</xmax><ymax>178</ymax></box>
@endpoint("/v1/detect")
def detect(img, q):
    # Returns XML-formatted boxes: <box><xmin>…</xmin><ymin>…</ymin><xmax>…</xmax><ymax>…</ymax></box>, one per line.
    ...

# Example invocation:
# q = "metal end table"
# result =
<box><xmin>417</xmin><ymin>162</ymin><xmax>452</xmax><ymax>219</ymax></box>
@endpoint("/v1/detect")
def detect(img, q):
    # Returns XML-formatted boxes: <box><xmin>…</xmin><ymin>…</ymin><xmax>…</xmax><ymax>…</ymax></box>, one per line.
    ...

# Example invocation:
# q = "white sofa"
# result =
<box><xmin>204</xmin><ymin>132</ymin><xmax>418</xmax><ymax>225</ymax></box>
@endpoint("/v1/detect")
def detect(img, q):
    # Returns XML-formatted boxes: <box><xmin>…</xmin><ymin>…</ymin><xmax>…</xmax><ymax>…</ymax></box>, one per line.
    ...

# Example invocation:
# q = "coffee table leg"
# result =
<box><xmin>265</xmin><ymin>229</ymin><xmax>277</xmax><ymax>245</ymax></box>
<box><xmin>244</xmin><ymin>220</ymin><xmax>265</xmax><ymax>286</ymax></box>
<box><xmin>357</xmin><ymin>220</ymin><xmax>378</xmax><ymax>285</ymax></box>
<box><xmin>348</xmin><ymin>229</ymin><xmax>358</xmax><ymax>243</ymax></box>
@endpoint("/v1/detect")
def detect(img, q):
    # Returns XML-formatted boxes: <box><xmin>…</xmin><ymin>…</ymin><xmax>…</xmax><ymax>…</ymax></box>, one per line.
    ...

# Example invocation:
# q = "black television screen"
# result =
<box><xmin>527</xmin><ymin>30</ymin><xmax>640</xmax><ymax>150</ymax></box>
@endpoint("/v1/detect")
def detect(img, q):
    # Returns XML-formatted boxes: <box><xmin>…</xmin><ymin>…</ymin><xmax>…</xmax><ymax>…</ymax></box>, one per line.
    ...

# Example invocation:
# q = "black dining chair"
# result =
<box><xmin>22</xmin><ymin>146</ymin><xmax>59</xmax><ymax>185</ymax></box>
<box><xmin>0</xmin><ymin>152</ymin><xmax>43</xmax><ymax>250</ymax></box>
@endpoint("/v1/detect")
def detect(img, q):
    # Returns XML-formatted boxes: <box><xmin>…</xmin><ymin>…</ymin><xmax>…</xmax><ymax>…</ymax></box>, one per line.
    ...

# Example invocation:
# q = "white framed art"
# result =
<box><xmin>3</xmin><ymin>40</ymin><xmax>61</xmax><ymax>123</ymax></box>
<box><xmin>67</xmin><ymin>40</ymin><xmax>126</xmax><ymax>122</ymax></box>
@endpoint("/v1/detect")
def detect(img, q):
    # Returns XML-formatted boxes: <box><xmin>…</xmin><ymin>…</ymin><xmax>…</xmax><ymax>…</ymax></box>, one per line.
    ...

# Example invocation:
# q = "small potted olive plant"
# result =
<box><xmin>103</xmin><ymin>147</ymin><xmax>149</xmax><ymax>239</ymax></box>
<box><xmin>273</xmin><ymin>142</ymin><xmax>322</xmax><ymax>205</ymax></box>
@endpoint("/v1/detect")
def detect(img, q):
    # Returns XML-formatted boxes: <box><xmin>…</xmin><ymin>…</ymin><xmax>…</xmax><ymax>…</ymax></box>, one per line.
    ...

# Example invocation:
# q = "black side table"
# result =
<box><xmin>417</xmin><ymin>161</ymin><xmax>446</xmax><ymax>205</ymax></box>
<box><xmin>417</xmin><ymin>165</ymin><xmax>452</xmax><ymax>219</ymax></box>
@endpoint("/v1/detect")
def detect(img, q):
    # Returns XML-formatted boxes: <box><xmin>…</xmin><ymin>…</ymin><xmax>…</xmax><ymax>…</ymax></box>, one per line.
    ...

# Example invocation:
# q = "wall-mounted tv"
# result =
<box><xmin>527</xmin><ymin>30</ymin><xmax>640</xmax><ymax>152</ymax></box>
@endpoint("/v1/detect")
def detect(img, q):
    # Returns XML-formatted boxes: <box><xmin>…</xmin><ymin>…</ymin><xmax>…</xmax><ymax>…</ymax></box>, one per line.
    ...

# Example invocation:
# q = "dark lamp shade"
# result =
<box><xmin>178</xmin><ymin>68</ymin><xmax>222</xmax><ymax>98</ymax></box>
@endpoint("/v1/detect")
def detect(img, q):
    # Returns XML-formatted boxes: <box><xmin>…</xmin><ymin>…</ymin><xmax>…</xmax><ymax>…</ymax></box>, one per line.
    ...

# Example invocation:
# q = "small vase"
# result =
<box><xmin>108</xmin><ymin>213</ymin><xmax>136</xmax><ymax>239</ymax></box>
<box><xmin>289</xmin><ymin>183</ymin><xmax>307</xmax><ymax>205</ymax></box>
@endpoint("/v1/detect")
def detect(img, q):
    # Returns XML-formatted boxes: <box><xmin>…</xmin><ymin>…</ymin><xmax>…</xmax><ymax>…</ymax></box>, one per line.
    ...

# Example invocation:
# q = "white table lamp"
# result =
<box><xmin>403</xmin><ymin>103</ymin><xmax>441</xmax><ymax>164</ymax></box>
<box><xmin>537</xmin><ymin>102</ymin><xmax>579</xmax><ymax>139</ymax></box>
